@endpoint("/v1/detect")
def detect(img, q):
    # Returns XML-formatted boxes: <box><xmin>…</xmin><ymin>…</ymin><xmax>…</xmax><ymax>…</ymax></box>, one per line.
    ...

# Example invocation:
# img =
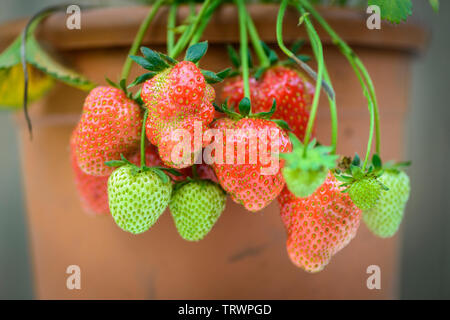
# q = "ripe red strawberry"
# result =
<box><xmin>211</xmin><ymin>116</ymin><xmax>292</xmax><ymax>212</ymax></box>
<box><xmin>70</xmin><ymin>128</ymin><xmax>109</xmax><ymax>215</ymax></box>
<box><xmin>75</xmin><ymin>86</ymin><xmax>143</xmax><ymax>176</ymax></box>
<box><xmin>141</xmin><ymin>61</ymin><xmax>215</xmax><ymax>169</ymax></box>
<box><xmin>221</xmin><ymin>66</ymin><xmax>313</xmax><ymax>141</ymax></box>
<box><xmin>256</xmin><ymin>66</ymin><xmax>313</xmax><ymax>141</ymax></box>
<box><xmin>278</xmin><ymin>173</ymin><xmax>362</xmax><ymax>273</ymax></box>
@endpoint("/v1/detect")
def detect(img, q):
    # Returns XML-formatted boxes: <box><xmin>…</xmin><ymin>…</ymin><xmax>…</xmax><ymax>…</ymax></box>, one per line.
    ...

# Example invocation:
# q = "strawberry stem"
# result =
<box><xmin>170</xmin><ymin>0</ymin><xmax>214</xmax><ymax>59</ymax></box>
<box><xmin>120</xmin><ymin>0</ymin><xmax>164</xmax><ymax>83</ymax></box>
<box><xmin>296</xmin><ymin>4</ymin><xmax>338</xmax><ymax>155</ymax></box>
<box><xmin>246</xmin><ymin>10</ymin><xmax>270</xmax><ymax>69</ymax></box>
<box><xmin>281</xmin><ymin>1</ymin><xmax>323</xmax><ymax>156</ymax></box>
<box><xmin>297</xmin><ymin>0</ymin><xmax>381</xmax><ymax>157</ymax></box>
<box><xmin>167</xmin><ymin>2</ymin><xmax>178</xmax><ymax>56</ymax></box>
<box><xmin>189</xmin><ymin>0</ymin><xmax>222</xmax><ymax>46</ymax></box>
<box><xmin>140</xmin><ymin>110</ymin><xmax>149</xmax><ymax>168</ymax></box>
<box><xmin>236</xmin><ymin>0</ymin><xmax>251</xmax><ymax>106</ymax></box>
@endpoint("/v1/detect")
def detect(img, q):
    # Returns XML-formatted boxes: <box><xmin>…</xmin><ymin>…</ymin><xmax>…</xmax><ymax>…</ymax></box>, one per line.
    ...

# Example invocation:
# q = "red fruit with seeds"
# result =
<box><xmin>70</xmin><ymin>128</ymin><xmax>109</xmax><ymax>215</ymax></box>
<box><xmin>211</xmin><ymin>117</ymin><xmax>291</xmax><ymax>212</ymax></box>
<box><xmin>221</xmin><ymin>67</ymin><xmax>313</xmax><ymax>141</ymax></box>
<box><xmin>221</xmin><ymin>76</ymin><xmax>259</xmax><ymax>109</ymax></box>
<box><xmin>141</xmin><ymin>61</ymin><xmax>215</xmax><ymax>169</ymax></box>
<box><xmin>256</xmin><ymin>66</ymin><xmax>313</xmax><ymax>141</ymax></box>
<box><xmin>75</xmin><ymin>86</ymin><xmax>142</xmax><ymax>176</ymax></box>
<box><xmin>278</xmin><ymin>173</ymin><xmax>361</xmax><ymax>272</ymax></box>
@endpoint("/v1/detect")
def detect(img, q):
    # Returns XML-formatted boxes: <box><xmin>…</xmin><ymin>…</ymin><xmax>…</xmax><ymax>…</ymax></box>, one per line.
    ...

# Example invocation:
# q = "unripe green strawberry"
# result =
<box><xmin>108</xmin><ymin>164</ymin><xmax>172</xmax><ymax>234</ymax></box>
<box><xmin>348</xmin><ymin>177</ymin><xmax>382</xmax><ymax>210</ymax></box>
<box><xmin>170</xmin><ymin>180</ymin><xmax>226</xmax><ymax>241</ymax></box>
<box><xmin>363</xmin><ymin>170</ymin><xmax>410</xmax><ymax>238</ymax></box>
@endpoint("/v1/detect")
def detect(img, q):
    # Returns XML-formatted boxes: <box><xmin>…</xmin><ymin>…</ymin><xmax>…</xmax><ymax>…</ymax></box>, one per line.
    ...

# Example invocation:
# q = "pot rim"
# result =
<box><xmin>0</xmin><ymin>4</ymin><xmax>427</xmax><ymax>54</ymax></box>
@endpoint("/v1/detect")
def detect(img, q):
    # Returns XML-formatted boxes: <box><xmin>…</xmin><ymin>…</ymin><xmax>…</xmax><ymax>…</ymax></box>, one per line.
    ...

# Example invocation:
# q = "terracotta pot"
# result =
<box><xmin>0</xmin><ymin>4</ymin><xmax>425</xmax><ymax>299</ymax></box>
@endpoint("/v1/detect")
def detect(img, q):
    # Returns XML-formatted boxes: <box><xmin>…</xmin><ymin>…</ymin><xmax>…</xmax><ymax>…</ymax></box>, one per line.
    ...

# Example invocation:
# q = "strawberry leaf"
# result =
<box><xmin>368</xmin><ymin>0</ymin><xmax>412</xmax><ymax>24</ymax></box>
<box><xmin>185</xmin><ymin>41</ymin><xmax>208</xmax><ymax>63</ymax></box>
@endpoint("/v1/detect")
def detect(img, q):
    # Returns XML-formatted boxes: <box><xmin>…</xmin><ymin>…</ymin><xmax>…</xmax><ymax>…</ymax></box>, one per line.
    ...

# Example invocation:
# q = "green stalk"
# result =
<box><xmin>236</xmin><ymin>0</ymin><xmax>251</xmax><ymax>102</ymax></box>
<box><xmin>324</xmin><ymin>66</ymin><xmax>337</xmax><ymax>154</ymax></box>
<box><xmin>170</xmin><ymin>0</ymin><xmax>214</xmax><ymax>59</ymax></box>
<box><xmin>189</xmin><ymin>0</ymin><xmax>222</xmax><ymax>46</ymax></box>
<box><xmin>246</xmin><ymin>11</ymin><xmax>270</xmax><ymax>68</ymax></box>
<box><xmin>282</xmin><ymin>0</ymin><xmax>323</xmax><ymax>155</ymax></box>
<box><xmin>298</xmin><ymin>0</ymin><xmax>380</xmax><ymax>156</ymax></box>
<box><xmin>140</xmin><ymin>110</ymin><xmax>149</xmax><ymax>168</ymax></box>
<box><xmin>120</xmin><ymin>0</ymin><xmax>165</xmax><ymax>82</ymax></box>
<box><xmin>297</xmin><ymin>5</ymin><xmax>337</xmax><ymax>154</ymax></box>
<box><xmin>167</xmin><ymin>2</ymin><xmax>178</xmax><ymax>56</ymax></box>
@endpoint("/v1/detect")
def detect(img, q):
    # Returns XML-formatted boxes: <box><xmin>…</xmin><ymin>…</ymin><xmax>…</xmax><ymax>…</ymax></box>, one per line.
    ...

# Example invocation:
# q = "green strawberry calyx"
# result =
<box><xmin>281</xmin><ymin>133</ymin><xmax>338</xmax><ymax>197</ymax></box>
<box><xmin>213</xmin><ymin>97</ymin><xmax>291</xmax><ymax>131</ymax></box>
<box><xmin>129</xmin><ymin>41</ymin><xmax>230</xmax><ymax>87</ymax></box>
<box><xmin>334</xmin><ymin>153</ymin><xmax>388</xmax><ymax>191</ymax></box>
<box><xmin>105</xmin><ymin>154</ymin><xmax>181</xmax><ymax>184</ymax></box>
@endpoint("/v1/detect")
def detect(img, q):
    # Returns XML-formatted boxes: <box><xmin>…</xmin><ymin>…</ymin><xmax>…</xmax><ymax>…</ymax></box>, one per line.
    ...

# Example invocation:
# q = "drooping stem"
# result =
<box><xmin>276</xmin><ymin>1</ymin><xmax>334</xmax><ymax>100</ymax></box>
<box><xmin>120</xmin><ymin>0</ymin><xmax>165</xmax><ymax>82</ymax></box>
<box><xmin>167</xmin><ymin>2</ymin><xmax>178</xmax><ymax>56</ymax></box>
<box><xmin>283</xmin><ymin>1</ymin><xmax>323</xmax><ymax>155</ymax></box>
<box><xmin>140</xmin><ymin>110</ymin><xmax>149</xmax><ymax>168</ymax></box>
<box><xmin>297</xmin><ymin>4</ymin><xmax>337</xmax><ymax>154</ymax></box>
<box><xmin>298</xmin><ymin>0</ymin><xmax>380</xmax><ymax>156</ymax></box>
<box><xmin>236</xmin><ymin>0</ymin><xmax>251</xmax><ymax>102</ymax></box>
<box><xmin>189</xmin><ymin>0</ymin><xmax>222</xmax><ymax>46</ymax></box>
<box><xmin>246</xmin><ymin>11</ymin><xmax>270</xmax><ymax>68</ymax></box>
<box><xmin>170</xmin><ymin>0</ymin><xmax>214</xmax><ymax>59</ymax></box>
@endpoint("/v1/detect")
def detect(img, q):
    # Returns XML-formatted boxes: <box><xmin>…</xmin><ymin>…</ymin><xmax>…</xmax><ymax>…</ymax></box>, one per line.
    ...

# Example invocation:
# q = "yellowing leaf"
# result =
<box><xmin>0</xmin><ymin>64</ymin><xmax>53</xmax><ymax>109</ymax></box>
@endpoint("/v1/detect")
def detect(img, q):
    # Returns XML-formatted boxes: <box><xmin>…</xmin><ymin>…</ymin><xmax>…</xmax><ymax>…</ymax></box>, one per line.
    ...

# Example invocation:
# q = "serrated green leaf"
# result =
<box><xmin>185</xmin><ymin>41</ymin><xmax>208</xmax><ymax>63</ymax></box>
<box><xmin>368</xmin><ymin>0</ymin><xmax>412</xmax><ymax>24</ymax></box>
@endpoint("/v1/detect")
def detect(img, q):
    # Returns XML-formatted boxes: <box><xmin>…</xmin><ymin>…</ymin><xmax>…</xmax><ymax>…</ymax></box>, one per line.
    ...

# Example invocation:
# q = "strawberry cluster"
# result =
<box><xmin>69</xmin><ymin>41</ymin><xmax>411</xmax><ymax>273</ymax></box>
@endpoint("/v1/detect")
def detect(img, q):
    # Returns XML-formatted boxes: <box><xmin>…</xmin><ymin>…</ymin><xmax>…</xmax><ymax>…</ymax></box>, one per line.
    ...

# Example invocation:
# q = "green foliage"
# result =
<box><xmin>368</xmin><ymin>0</ymin><xmax>412</xmax><ymax>24</ymax></box>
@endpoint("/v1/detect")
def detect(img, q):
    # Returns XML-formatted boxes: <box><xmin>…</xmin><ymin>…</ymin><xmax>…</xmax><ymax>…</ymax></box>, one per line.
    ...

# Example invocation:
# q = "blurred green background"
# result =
<box><xmin>0</xmin><ymin>0</ymin><xmax>449</xmax><ymax>299</ymax></box>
